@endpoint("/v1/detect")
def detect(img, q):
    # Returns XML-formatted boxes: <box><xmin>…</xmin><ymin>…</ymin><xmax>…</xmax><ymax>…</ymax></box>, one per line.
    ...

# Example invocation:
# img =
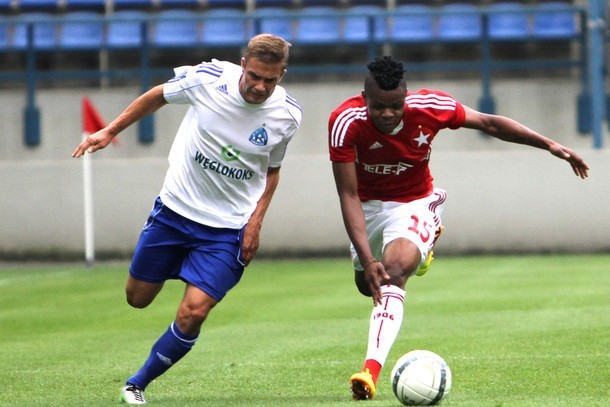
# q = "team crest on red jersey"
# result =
<box><xmin>410</xmin><ymin>125</ymin><xmax>433</xmax><ymax>149</ymax></box>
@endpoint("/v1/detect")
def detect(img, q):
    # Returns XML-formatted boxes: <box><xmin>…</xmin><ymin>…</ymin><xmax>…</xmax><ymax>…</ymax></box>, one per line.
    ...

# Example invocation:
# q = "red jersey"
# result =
<box><xmin>328</xmin><ymin>88</ymin><xmax>465</xmax><ymax>203</ymax></box>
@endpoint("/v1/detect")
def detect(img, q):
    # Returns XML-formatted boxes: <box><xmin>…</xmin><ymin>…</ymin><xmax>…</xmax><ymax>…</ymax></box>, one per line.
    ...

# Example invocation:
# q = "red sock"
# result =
<box><xmin>363</xmin><ymin>359</ymin><xmax>382</xmax><ymax>384</ymax></box>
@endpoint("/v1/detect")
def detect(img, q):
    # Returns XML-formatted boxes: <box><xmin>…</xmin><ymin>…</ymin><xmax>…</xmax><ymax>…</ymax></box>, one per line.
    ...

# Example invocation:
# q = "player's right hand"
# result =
<box><xmin>364</xmin><ymin>261</ymin><xmax>390</xmax><ymax>306</ymax></box>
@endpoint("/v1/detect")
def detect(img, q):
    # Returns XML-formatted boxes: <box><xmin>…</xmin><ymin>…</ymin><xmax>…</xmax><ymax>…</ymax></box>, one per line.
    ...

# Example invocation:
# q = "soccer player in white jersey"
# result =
<box><xmin>72</xmin><ymin>34</ymin><xmax>302</xmax><ymax>405</ymax></box>
<box><xmin>328</xmin><ymin>56</ymin><xmax>589</xmax><ymax>401</ymax></box>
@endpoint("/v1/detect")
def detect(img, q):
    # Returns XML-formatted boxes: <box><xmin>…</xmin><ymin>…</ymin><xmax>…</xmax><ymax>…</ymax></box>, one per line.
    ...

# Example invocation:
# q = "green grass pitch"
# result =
<box><xmin>0</xmin><ymin>255</ymin><xmax>608</xmax><ymax>406</ymax></box>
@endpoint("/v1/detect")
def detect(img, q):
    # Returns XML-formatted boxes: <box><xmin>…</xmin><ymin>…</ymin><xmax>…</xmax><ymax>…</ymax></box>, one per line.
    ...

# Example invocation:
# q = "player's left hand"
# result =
<box><xmin>549</xmin><ymin>143</ymin><xmax>589</xmax><ymax>179</ymax></box>
<box><xmin>241</xmin><ymin>223</ymin><xmax>260</xmax><ymax>266</ymax></box>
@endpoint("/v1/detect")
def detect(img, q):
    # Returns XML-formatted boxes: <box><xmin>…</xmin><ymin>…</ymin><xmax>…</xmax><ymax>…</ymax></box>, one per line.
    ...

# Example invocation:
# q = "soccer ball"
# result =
<box><xmin>391</xmin><ymin>350</ymin><xmax>452</xmax><ymax>405</ymax></box>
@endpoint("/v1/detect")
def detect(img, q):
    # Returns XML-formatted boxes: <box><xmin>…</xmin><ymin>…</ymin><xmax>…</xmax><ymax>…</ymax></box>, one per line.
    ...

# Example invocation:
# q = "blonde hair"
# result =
<box><xmin>244</xmin><ymin>34</ymin><xmax>291</xmax><ymax>68</ymax></box>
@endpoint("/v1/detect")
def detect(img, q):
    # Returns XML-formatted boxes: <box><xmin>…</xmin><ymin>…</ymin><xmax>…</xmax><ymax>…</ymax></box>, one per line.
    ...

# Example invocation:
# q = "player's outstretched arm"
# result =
<box><xmin>72</xmin><ymin>85</ymin><xmax>168</xmax><ymax>158</ymax></box>
<box><xmin>461</xmin><ymin>106</ymin><xmax>589</xmax><ymax>179</ymax></box>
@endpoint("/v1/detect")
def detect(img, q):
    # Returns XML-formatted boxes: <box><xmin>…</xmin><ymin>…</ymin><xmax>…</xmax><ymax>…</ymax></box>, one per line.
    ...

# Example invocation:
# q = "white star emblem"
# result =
<box><xmin>414</xmin><ymin>131</ymin><xmax>430</xmax><ymax>147</ymax></box>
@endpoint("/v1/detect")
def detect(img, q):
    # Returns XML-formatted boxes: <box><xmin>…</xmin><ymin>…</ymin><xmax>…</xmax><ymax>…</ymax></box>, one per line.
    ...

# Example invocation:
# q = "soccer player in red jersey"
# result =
<box><xmin>328</xmin><ymin>56</ymin><xmax>589</xmax><ymax>400</ymax></box>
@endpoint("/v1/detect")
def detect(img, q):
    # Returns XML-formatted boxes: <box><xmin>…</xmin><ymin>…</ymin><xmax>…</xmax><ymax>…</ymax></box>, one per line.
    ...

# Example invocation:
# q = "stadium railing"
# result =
<box><xmin>0</xmin><ymin>3</ymin><xmax>604</xmax><ymax>146</ymax></box>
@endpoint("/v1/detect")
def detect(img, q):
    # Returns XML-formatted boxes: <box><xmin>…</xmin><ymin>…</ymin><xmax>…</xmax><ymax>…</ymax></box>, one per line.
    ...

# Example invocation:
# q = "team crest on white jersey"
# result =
<box><xmin>249</xmin><ymin>127</ymin><xmax>268</xmax><ymax>146</ymax></box>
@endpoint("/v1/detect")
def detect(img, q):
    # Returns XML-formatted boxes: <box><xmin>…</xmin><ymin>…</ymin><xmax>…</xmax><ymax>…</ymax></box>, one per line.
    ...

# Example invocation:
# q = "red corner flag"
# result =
<box><xmin>82</xmin><ymin>97</ymin><xmax>119</xmax><ymax>145</ymax></box>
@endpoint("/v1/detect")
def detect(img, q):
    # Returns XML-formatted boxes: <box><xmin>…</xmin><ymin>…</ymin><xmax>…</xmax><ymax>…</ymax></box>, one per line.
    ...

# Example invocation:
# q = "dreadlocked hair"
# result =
<box><xmin>366</xmin><ymin>56</ymin><xmax>405</xmax><ymax>90</ymax></box>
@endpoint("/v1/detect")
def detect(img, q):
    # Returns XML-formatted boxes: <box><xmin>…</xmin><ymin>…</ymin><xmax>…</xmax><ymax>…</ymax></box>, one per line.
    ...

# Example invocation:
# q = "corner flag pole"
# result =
<box><xmin>81</xmin><ymin>97</ymin><xmax>112</xmax><ymax>268</ymax></box>
<box><xmin>82</xmin><ymin>134</ymin><xmax>95</xmax><ymax>267</ymax></box>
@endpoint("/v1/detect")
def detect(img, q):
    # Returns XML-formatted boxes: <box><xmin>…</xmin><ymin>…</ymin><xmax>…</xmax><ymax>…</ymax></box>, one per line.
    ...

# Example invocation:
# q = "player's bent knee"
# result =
<box><xmin>125</xmin><ymin>292</ymin><xmax>154</xmax><ymax>309</ymax></box>
<box><xmin>125</xmin><ymin>287</ymin><xmax>156</xmax><ymax>308</ymax></box>
<box><xmin>177</xmin><ymin>306</ymin><xmax>209</xmax><ymax>325</ymax></box>
<box><xmin>125</xmin><ymin>278</ymin><xmax>163</xmax><ymax>308</ymax></box>
<box><xmin>385</xmin><ymin>258</ymin><xmax>419</xmax><ymax>279</ymax></box>
<box><xmin>176</xmin><ymin>303</ymin><xmax>215</xmax><ymax>334</ymax></box>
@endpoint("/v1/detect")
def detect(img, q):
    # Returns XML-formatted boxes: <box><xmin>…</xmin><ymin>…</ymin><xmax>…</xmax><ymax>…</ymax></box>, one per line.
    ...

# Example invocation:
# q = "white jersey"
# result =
<box><xmin>160</xmin><ymin>59</ymin><xmax>302</xmax><ymax>229</ymax></box>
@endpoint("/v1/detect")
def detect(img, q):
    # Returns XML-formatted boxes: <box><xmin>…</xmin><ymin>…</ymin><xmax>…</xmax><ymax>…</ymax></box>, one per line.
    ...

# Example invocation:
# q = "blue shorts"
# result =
<box><xmin>129</xmin><ymin>197</ymin><xmax>245</xmax><ymax>301</ymax></box>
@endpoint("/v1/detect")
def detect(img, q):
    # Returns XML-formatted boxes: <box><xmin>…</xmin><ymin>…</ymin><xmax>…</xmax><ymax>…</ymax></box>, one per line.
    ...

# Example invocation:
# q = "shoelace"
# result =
<box><xmin>126</xmin><ymin>385</ymin><xmax>145</xmax><ymax>402</ymax></box>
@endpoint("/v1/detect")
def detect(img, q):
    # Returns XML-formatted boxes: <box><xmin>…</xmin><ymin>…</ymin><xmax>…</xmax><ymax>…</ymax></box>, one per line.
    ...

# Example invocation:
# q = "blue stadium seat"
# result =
<box><xmin>298</xmin><ymin>0</ymin><xmax>341</xmax><ymax>5</ymax></box>
<box><xmin>256</xmin><ymin>7</ymin><xmax>293</xmax><ymax>40</ymax></box>
<box><xmin>58</xmin><ymin>11</ymin><xmax>104</xmax><ymax>49</ymax></box>
<box><xmin>153</xmin><ymin>9</ymin><xmax>199</xmax><ymax>47</ymax></box>
<box><xmin>17</xmin><ymin>0</ymin><xmax>59</xmax><ymax>11</ymax></box>
<box><xmin>64</xmin><ymin>0</ymin><xmax>105</xmax><ymax>11</ymax></box>
<box><xmin>113</xmin><ymin>0</ymin><xmax>154</xmax><ymax>11</ymax></box>
<box><xmin>207</xmin><ymin>0</ymin><xmax>246</xmax><ymax>8</ymax></box>
<box><xmin>107</xmin><ymin>10</ymin><xmax>149</xmax><ymax>49</ymax></box>
<box><xmin>201</xmin><ymin>8</ymin><xmax>251</xmax><ymax>46</ymax></box>
<box><xmin>12</xmin><ymin>12</ymin><xmax>57</xmax><ymax>50</ymax></box>
<box><xmin>249</xmin><ymin>0</ymin><xmax>295</xmax><ymax>10</ymax></box>
<box><xmin>295</xmin><ymin>6</ymin><xmax>341</xmax><ymax>44</ymax></box>
<box><xmin>390</xmin><ymin>5</ymin><xmax>434</xmax><ymax>43</ymax></box>
<box><xmin>532</xmin><ymin>2</ymin><xmax>578</xmax><ymax>39</ymax></box>
<box><xmin>343</xmin><ymin>5</ymin><xmax>386</xmax><ymax>43</ymax></box>
<box><xmin>438</xmin><ymin>3</ymin><xmax>482</xmax><ymax>41</ymax></box>
<box><xmin>488</xmin><ymin>3</ymin><xmax>530</xmax><ymax>41</ymax></box>
<box><xmin>158</xmin><ymin>0</ymin><xmax>200</xmax><ymax>10</ymax></box>
<box><xmin>253</xmin><ymin>0</ymin><xmax>293</xmax><ymax>7</ymax></box>
<box><xmin>0</xmin><ymin>0</ymin><xmax>13</xmax><ymax>12</ymax></box>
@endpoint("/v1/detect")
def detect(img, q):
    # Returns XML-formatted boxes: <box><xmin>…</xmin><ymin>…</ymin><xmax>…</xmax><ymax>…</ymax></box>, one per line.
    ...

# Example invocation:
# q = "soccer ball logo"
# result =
<box><xmin>391</xmin><ymin>350</ymin><xmax>452</xmax><ymax>405</ymax></box>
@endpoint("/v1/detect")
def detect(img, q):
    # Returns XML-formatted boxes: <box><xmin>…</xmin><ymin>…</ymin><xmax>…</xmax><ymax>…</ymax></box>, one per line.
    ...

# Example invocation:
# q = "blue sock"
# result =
<box><xmin>127</xmin><ymin>322</ymin><xmax>199</xmax><ymax>390</ymax></box>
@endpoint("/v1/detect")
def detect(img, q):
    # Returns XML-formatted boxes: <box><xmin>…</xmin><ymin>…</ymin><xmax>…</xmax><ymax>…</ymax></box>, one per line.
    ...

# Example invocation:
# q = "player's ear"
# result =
<box><xmin>240</xmin><ymin>57</ymin><xmax>246</xmax><ymax>70</ymax></box>
<box><xmin>278</xmin><ymin>68</ymin><xmax>287</xmax><ymax>82</ymax></box>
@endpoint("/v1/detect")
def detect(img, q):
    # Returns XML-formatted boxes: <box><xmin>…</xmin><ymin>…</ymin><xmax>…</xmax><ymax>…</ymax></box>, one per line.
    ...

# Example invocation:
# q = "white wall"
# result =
<box><xmin>0</xmin><ymin>78</ymin><xmax>608</xmax><ymax>260</ymax></box>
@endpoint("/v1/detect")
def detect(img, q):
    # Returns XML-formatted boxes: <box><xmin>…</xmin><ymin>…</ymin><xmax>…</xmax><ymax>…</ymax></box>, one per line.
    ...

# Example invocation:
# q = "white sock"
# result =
<box><xmin>364</xmin><ymin>284</ymin><xmax>405</xmax><ymax>367</ymax></box>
